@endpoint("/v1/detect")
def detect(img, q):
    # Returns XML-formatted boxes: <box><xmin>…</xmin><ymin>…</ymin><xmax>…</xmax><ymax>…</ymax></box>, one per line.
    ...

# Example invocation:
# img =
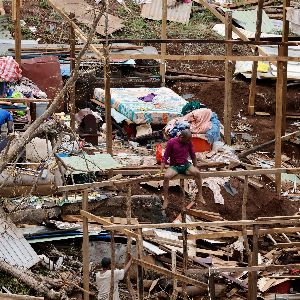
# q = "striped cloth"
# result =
<box><xmin>0</xmin><ymin>56</ymin><xmax>22</xmax><ymax>82</ymax></box>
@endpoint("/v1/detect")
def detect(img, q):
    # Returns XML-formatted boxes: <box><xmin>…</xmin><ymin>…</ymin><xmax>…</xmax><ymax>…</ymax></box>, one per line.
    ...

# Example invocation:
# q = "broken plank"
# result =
<box><xmin>236</xmin><ymin>176</ymin><xmax>264</xmax><ymax>189</ymax></box>
<box><xmin>62</xmin><ymin>215</ymin><xmax>139</xmax><ymax>225</ymax></box>
<box><xmin>187</xmin><ymin>209</ymin><xmax>224</xmax><ymax>222</ymax></box>
<box><xmin>196</xmin><ymin>248</ymin><xmax>226</xmax><ymax>257</ymax></box>
<box><xmin>0</xmin><ymin>293</ymin><xmax>44</xmax><ymax>300</ymax></box>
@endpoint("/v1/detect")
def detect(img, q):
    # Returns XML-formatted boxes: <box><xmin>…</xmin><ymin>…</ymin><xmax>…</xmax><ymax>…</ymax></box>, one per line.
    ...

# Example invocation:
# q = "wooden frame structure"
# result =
<box><xmin>10</xmin><ymin>0</ymin><xmax>300</xmax><ymax>299</ymax></box>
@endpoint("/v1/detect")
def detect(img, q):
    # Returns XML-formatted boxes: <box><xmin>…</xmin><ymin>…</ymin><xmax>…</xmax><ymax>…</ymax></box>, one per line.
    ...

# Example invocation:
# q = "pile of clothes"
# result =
<box><xmin>165</xmin><ymin>101</ymin><xmax>221</xmax><ymax>144</ymax></box>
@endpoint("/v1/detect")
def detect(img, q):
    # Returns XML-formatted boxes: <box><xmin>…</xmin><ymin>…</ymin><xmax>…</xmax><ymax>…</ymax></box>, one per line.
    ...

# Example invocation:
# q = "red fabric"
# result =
<box><xmin>0</xmin><ymin>56</ymin><xmax>22</xmax><ymax>82</ymax></box>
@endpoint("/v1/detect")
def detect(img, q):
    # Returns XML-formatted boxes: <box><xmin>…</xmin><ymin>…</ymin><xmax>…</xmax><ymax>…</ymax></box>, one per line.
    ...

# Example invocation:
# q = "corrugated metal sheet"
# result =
<box><xmin>0</xmin><ymin>208</ymin><xmax>39</xmax><ymax>269</ymax></box>
<box><xmin>141</xmin><ymin>0</ymin><xmax>192</xmax><ymax>24</ymax></box>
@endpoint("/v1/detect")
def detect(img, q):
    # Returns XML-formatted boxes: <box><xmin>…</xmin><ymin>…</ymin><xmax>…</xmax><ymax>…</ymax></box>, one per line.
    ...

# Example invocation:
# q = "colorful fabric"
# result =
<box><xmin>163</xmin><ymin>136</ymin><xmax>196</xmax><ymax>166</ymax></box>
<box><xmin>171</xmin><ymin>162</ymin><xmax>192</xmax><ymax>174</ymax></box>
<box><xmin>0</xmin><ymin>109</ymin><xmax>13</xmax><ymax>126</ymax></box>
<box><xmin>181</xmin><ymin>101</ymin><xmax>207</xmax><ymax>116</ymax></box>
<box><xmin>94</xmin><ymin>87</ymin><xmax>187</xmax><ymax>125</ymax></box>
<box><xmin>206</xmin><ymin>112</ymin><xmax>221</xmax><ymax>144</ymax></box>
<box><xmin>169</xmin><ymin>120</ymin><xmax>190</xmax><ymax>138</ymax></box>
<box><xmin>0</xmin><ymin>56</ymin><xmax>22</xmax><ymax>83</ymax></box>
<box><xmin>183</xmin><ymin>108</ymin><xmax>212</xmax><ymax>134</ymax></box>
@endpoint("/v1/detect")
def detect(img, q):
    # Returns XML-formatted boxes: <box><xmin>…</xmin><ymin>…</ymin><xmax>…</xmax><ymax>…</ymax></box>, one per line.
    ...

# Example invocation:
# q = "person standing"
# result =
<box><xmin>0</xmin><ymin>109</ymin><xmax>13</xmax><ymax>134</ymax></box>
<box><xmin>160</xmin><ymin>129</ymin><xmax>203</xmax><ymax>208</ymax></box>
<box><xmin>96</xmin><ymin>256</ymin><xmax>132</xmax><ymax>300</ymax></box>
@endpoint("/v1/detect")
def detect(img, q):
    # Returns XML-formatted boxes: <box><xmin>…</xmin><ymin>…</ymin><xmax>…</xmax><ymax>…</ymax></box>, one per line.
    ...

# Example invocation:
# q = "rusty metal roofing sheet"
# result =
<box><xmin>0</xmin><ymin>208</ymin><xmax>39</xmax><ymax>269</ymax></box>
<box><xmin>141</xmin><ymin>0</ymin><xmax>192</xmax><ymax>24</ymax></box>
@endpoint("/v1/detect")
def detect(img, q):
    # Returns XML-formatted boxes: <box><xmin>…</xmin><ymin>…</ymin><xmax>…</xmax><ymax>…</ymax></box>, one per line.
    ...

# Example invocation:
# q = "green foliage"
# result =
<box><xmin>39</xmin><ymin>0</ymin><xmax>49</xmax><ymax>9</ymax></box>
<box><xmin>26</xmin><ymin>15</ymin><xmax>40</xmax><ymax>26</ymax></box>
<box><xmin>0</xmin><ymin>272</ymin><xmax>33</xmax><ymax>295</ymax></box>
<box><xmin>21</xmin><ymin>26</ymin><xmax>33</xmax><ymax>39</ymax></box>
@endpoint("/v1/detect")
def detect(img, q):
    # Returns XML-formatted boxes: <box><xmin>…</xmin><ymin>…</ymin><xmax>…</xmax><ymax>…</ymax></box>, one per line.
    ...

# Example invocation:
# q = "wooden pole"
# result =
<box><xmin>137</xmin><ymin>228</ymin><xmax>144</xmax><ymax>300</ymax></box>
<box><xmin>104</xmin><ymin>0</ymin><xmax>113</xmax><ymax>155</ymax></box>
<box><xmin>160</xmin><ymin>0</ymin><xmax>167</xmax><ymax>86</ymax></box>
<box><xmin>82</xmin><ymin>190</ymin><xmax>90</xmax><ymax>300</ymax></box>
<box><xmin>110</xmin><ymin>216</ymin><xmax>115</xmax><ymax>300</ymax></box>
<box><xmin>170</xmin><ymin>251</ymin><xmax>178</xmax><ymax>300</ymax></box>
<box><xmin>69</xmin><ymin>13</ymin><xmax>76</xmax><ymax>131</ymax></box>
<box><xmin>275</xmin><ymin>51</ymin><xmax>284</xmax><ymax>195</ymax></box>
<box><xmin>182</xmin><ymin>210</ymin><xmax>188</xmax><ymax>300</ymax></box>
<box><xmin>281</xmin><ymin>0</ymin><xmax>290</xmax><ymax>134</ymax></box>
<box><xmin>13</xmin><ymin>0</ymin><xmax>22</xmax><ymax>64</ymax></box>
<box><xmin>251</xmin><ymin>224</ymin><xmax>259</xmax><ymax>300</ymax></box>
<box><xmin>126</xmin><ymin>186</ymin><xmax>136</xmax><ymax>300</ymax></box>
<box><xmin>248</xmin><ymin>0</ymin><xmax>264</xmax><ymax>116</ymax></box>
<box><xmin>208</xmin><ymin>273</ymin><xmax>216</xmax><ymax>300</ymax></box>
<box><xmin>224</xmin><ymin>12</ymin><xmax>233</xmax><ymax>145</ymax></box>
<box><xmin>242</xmin><ymin>176</ymin><xmax>251</xmax><ymax>255</ymax></box>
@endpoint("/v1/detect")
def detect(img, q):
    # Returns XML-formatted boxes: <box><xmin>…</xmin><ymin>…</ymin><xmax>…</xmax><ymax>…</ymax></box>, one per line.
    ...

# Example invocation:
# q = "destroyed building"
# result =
<box><xmin>0</xmin><ymin>0</ymin><xmax>299</xmax><ymax>299</ymax></box>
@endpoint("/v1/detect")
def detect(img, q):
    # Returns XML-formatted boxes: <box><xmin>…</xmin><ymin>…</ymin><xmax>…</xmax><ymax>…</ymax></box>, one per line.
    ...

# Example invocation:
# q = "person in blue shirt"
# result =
<box><xmin>0</xmin><ymin>109</ymin><xmax>13</xmax><ymax>134</ymax></box>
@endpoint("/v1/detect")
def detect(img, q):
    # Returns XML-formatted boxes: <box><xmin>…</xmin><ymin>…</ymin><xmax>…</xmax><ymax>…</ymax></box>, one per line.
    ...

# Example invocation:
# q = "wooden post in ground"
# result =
<box><xmin>182</xmin><ymin>210</ymin><xmax>188</xmax><ymax>300</ymax></box>
<box><xmin>109</xmin><ymin>216</ymin><xmax>115</xmax><ymax>300</ymax></box>
<box><xmin>13</xmin><ymin>0</ymin><xmax>22</xmax><ymax>64</ymax></box>
<box><xmin>275</xmin><ymin>53</ymin><xmax>284</xmax><ymax>195</ymax></box>
<box><xmin>248</xmin><ymin>0</ymin><xmax>263</xmax><ymax>116</ymax></box>
<box><xmin>69</xmin><ymin>13</ymin><xmax>76</xmax><ymax>131</ymax></box>
<box><xmin>137</xmin><ymin>228</ymin><xmax>144</xmax><ymax>300</ymax></box>
<box><xmin>104</xmin><ymin>0</ymin><xmax>113</xmax><ymax>155</ymax></box>
<box><xmin>208</xmin><ymin>273</ymin><xmax>216</xmax><ymax>300</ymax></box>
<box><xmin>82</xmin><ymin>190</ymin><xmax>90</xmax><ymax>300</ymax></box>
<box><xmin>281</xmin><ymin>0</ymin><xmax>290</xmax><ymax>134</ymax></box>
<box><xmin>224</xmin><ymin>12</ymin><xmax>233</xmax><ymax>145</ymax></box>
<box><xmin>160</xmin><ymin>0</ymin><xmax>167</xmax><ymax>86</ymax></box>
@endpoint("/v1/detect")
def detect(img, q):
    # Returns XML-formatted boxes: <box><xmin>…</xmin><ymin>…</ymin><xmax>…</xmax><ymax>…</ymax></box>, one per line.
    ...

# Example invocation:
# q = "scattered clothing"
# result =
<box><xmin>224</xmin><ymin>181</ymin><xmax>238</xmax><ymax>196</ymax></box>
<box><xmin>0</xmin><ymin>109</ymin><xmax>13</xmax><ymax>126</ymax></box>
<box><xmin>169</xmin><ymin>120</ymin><xmax>190</xmax><ymax>138</ymax></box>
<box><xmin>184</xmin><ymin>108</ymin><xmax>212</xmax><ymax>134</ymax></box>
<box><xmin>0</xmin><ymin>56</ymin><xmax>22</xmax><ymax>83</ymax></box>
<box><xmin>206</xmin><ymin>112</ymin><xmax>221</xmax><ymax>144</ymax></box>
<box><xmin>163</xmin><ymin>136</ymin><xmax>196</xmax><ymax>166</ymax></box>
<box><xmin>10</xmin><ymin>77</ymin><xmax>47</xmax><ymax>99</ymax></box>
<box><xmin>138</xmin><ymin>93</ymin><xmax>157</xmax><ymax>103</ymax></box>
<box><xmin>96</xmin><ymin>269</ymin><xmax>125</xmax><ymax>300</ymax></box>
<box><xmin>181</xmin><ymin>101</ymin><xmax>206</xmax><ymax>116</ymax></box>
<box><xmin>203</xmin><ymin>177</ymin><xmax>229</xmax><ymax>205</ymax></box>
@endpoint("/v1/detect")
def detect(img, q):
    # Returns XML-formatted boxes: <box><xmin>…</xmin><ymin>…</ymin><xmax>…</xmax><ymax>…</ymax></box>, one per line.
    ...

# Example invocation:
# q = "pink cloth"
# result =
<box><xmin>183</xmin><ymin>108</ymin><xmax>212</xmax><ymax>134</ymax></box>
<box><xmin>0</xmin><ymin>56</ymin><xmax>22</xmax><ymax>82</ymax></box>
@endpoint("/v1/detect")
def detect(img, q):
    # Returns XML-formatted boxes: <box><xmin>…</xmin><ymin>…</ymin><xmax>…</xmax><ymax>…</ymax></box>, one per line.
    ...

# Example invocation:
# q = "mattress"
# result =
<box><xmin>94</xmin><ymin>87</ymin><xmax>187</xmax><ymax>124</ymax></box>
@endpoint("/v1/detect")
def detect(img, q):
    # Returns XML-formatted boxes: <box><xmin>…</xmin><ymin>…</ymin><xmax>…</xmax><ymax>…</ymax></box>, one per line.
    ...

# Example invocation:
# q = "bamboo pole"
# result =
<box><xmin>82</xmin><ymin>190</ymin><xmax>90</xmax><ymax>300</ymax></box>
<box><xmin>160</xmin><ymin>0</ymin><xmax>167</xmax><ymax>86</ymax></box>
<box><xmin>104</xmin><ymin>0</ymin><xmax>113</xmax><ymax>155</ymax></box>
<box><xmin>109</xmin><ymin>216</ymin><xmax>115</xmax><ymax>300</ymax></box>
<box><xmin>13</xmin><ymin>0</ymin><xmax>21</xmax><ymax>64</ymax></box>
<box><xmin>69</xmin><ymin>13</ymin><xmax>76</xmax><ymax>131</ymax></box>
<box><xmin>248</xmin><ymin>0</ymin><xmax>264</xmax><ymax>116</ymax></box>
<box><xmin>224</xmin><ymin>12</ymin><xmax>233</xmax><ymax>145</ymax></box>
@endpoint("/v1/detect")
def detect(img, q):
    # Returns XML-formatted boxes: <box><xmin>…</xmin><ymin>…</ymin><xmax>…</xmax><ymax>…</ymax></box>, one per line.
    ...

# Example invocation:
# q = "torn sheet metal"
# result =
<box><xmin>286</xmin><ymin>8</ymin><xmax>300</xmax><ymax>35</ymax></box>
<box><xmin>0</xmin><ymin>208</ymin><xmax>39</xmax><ymax>269</ymax></box>
<box><xmin>221</xmin><ymin>8</ymin><xmax>274</xmax><ymax>33</ymax></box>
<box><xmin>49</xmin><ymin>0</ymin><xmax>124</xmax><ymax>35</ymax></box>
<box><xmin>57</xmin><ymin>153</ymin><xmax>121</xmax><ymax>174</ymax></box>
<box><xmin>141</xmin><ymin>0</ymin><xmax>192</xmax><ymax>24</ymax></box>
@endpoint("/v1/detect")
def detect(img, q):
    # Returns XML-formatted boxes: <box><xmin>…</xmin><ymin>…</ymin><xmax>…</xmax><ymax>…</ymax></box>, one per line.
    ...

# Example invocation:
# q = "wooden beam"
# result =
<box><xmin>132</xmin><ymin>258</ymin><xmax>208</xmax><ymax>289</ymax></box>
<box><xmin>160</xmin><ymin>0</ymin><xmax>167</xmax><ymax>87</ymax></box>
<box><xmin>57</xmin><ymin>167</ymin><xmax>300</xmax><ymax>193</ymax></box>
<box><xmin>248</xmin><ymin>0</ymin><xmax>264</xmax><ymax>116</ymax></box>
<box><xmin>224</xmin><ymin>12</ymin><xmax>233</xmax><ymax>145</ymax></box>
<box><xmin>182</xmin><ymin>211</ymin><xmax>188</xmax><ymax>300</ymax></box>
<box><xmin>82</xmin><ymin>190</ymin><xmax>90</xmax><ymax>300</ymax></box>
<box><xmin>185</xmin><ymin>226</ymin><xmax>300</xmax><ymax>240</ymax></box>
<box><xmin>109</xmin><ymin>217</ymin><xmax>115</xmax><ymax>300</ymax></box>
<box><xmin>251</xmin><ymin>225</ymin><xmax>259</xmax><ymax>300</ymax></box>
<box><xmin>0</xmin><ymin>294</ymin><xmax>44</xmax><ymax>300</ymax></box>
<box><xmin>13</xmin><ymin>0</ymin><xmax>21</xmax><ymax>64</ymax></box>
<box><xmin>108</xmin><ymin>53</ymin><xmax>300</xmax><ymax>62</ymax></box>
<box><xmin>80</xmin><ymin>210</ymin><xmax>139</xmax><ymax>239</ymax></box>
<box><xmin>104</xmin><ymin>217</ymin><xmax>300</xmax><ymax>231</ymax></box>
